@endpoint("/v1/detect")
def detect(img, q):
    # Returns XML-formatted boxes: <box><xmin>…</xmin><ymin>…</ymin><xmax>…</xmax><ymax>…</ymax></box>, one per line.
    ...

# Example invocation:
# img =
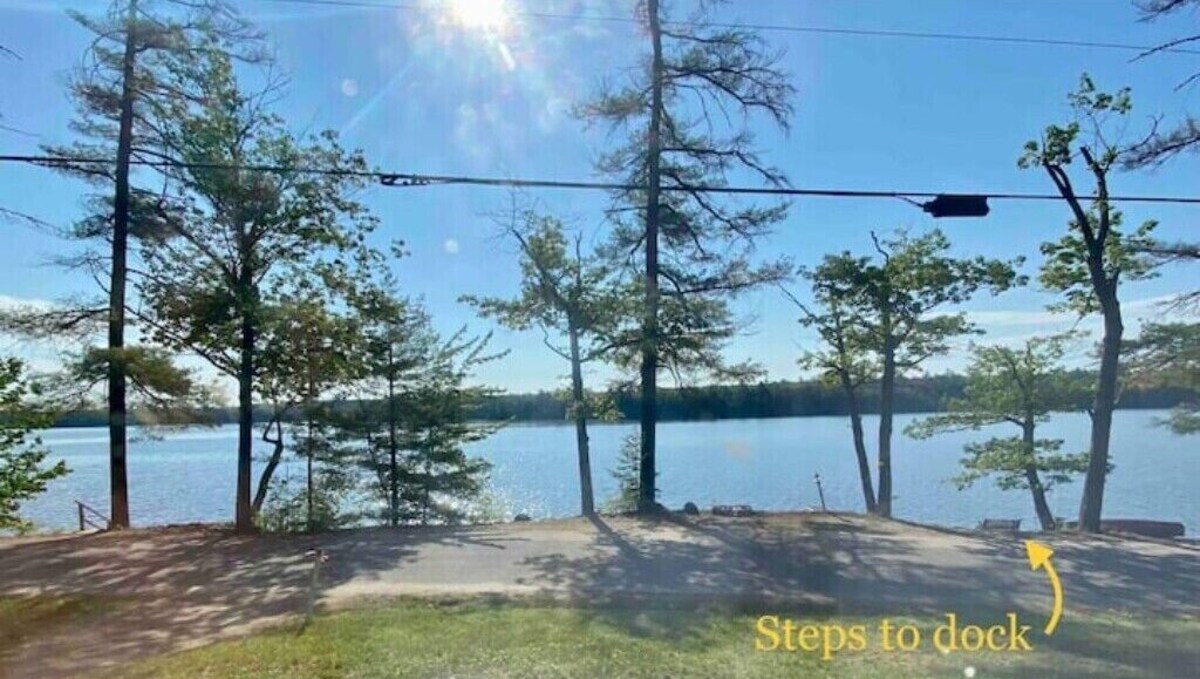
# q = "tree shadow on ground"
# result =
<box><xmin>517</xmin><ymin>512</ymin><xmax>1198</xmax><ymax>641</ymax></box>
<box><xmin>0</xmin><ymin>522</ymin><xmax>526</xmax><ymax>678</ymax></box>
<box><xmin>1</xmin><ymin>512</ymin><xmax>1195</xmax><ymax>678</ymax></box>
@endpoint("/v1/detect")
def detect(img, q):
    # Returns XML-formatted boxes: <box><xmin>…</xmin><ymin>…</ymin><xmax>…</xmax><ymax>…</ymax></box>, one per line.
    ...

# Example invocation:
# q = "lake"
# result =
<box><xmin>20</xmin><ymin>410</ymin><xmax>1199</xmax><ymax>535</ymax></box>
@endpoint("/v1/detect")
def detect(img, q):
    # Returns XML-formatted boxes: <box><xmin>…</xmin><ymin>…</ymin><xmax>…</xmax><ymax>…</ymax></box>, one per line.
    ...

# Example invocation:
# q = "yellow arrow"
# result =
<box><xmin>1025</xmin><ymin>540</ymin><xmax>1063</xmax><ymax>635</ymax></box>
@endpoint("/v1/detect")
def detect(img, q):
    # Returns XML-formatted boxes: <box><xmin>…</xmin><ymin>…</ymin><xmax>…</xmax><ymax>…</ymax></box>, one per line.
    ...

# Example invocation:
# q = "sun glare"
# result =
<box><xmin>448</xmin><ymin>0</ymin><xmax>510</xmax><ymax>31</ymax></box>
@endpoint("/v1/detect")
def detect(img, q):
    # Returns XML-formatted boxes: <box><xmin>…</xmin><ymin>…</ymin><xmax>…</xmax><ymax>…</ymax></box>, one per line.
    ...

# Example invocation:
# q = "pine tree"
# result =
<box><xmin>463</xmin><ymin>206</ymin><xmax>629</xmax><ymax>516</ymax></box>
<box><xmin>580</xmin><ymin>0</ymin><xmax>794</xmax><ymax>511</ymax></box>
<box><xmin>907</xmin><ymin>335</ymin><xmax>1093</xmax><ymax>530</ymax></box>
<box><xmin>802</xmin><ymin>230</ymin><xmax>1023</xmax><ymax>517</ymax></box>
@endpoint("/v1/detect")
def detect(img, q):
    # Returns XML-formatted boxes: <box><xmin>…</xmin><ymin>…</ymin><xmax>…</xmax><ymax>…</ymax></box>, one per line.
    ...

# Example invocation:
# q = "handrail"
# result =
<box><xmin>75</xmin><ymin>500</ymin><xmax>111</xmax><ymax>532</ymax></box>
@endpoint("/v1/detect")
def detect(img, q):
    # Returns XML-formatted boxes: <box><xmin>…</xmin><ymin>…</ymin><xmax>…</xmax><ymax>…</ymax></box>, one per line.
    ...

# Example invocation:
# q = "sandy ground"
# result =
<box><xmin>1</xmin><ymin>512</ymin><xmax>1197</xmax><ymax>678</ymax></box>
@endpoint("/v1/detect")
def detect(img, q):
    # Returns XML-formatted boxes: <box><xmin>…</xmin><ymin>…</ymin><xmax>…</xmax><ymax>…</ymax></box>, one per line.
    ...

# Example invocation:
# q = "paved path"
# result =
<box><xmin>1</xmin><ymin>513</ymin><xmax>1196</xmax><ymax>677</ymax></box>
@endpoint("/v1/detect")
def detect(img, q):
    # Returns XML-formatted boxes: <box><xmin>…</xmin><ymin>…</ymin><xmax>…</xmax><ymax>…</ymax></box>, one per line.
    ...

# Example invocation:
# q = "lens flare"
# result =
<box><xmin>448</xmin><ymin>0</ymin><xmax>509</xmax><ymax>31</ymax></box>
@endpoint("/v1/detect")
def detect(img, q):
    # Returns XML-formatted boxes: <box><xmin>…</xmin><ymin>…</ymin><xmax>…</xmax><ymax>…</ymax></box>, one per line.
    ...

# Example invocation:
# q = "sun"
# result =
<box><xmin>447</xmin><ymin>0</ymin><xmax>510</xmax><ymax>31</ymax></box>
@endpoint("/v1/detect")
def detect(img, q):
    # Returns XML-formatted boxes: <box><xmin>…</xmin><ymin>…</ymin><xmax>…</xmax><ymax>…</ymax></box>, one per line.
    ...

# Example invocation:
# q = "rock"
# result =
<box><xmin>513</xmin><ymin>513</ymin><xmax>532</xmax><ymax>522</ymax></box>
<box><xmin>682</xmin><ymin>502</ymin><xmax>700</xmax><ymax>515</ymax></box>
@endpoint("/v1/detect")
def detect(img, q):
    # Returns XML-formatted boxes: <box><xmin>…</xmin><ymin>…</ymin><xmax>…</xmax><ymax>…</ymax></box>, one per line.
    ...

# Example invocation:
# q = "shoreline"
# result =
<box><xmin>38</xmin><ymin>403</ymin><xmax>1187</xmax><ymax>430</ymax></box>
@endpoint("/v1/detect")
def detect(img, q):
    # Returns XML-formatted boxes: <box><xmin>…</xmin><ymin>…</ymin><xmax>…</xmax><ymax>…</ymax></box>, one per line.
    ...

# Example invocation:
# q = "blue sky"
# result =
<box><xmin>1</xmin><ymin>0</ymin><xmax>1198</xmax><ymax>396</ymax></box>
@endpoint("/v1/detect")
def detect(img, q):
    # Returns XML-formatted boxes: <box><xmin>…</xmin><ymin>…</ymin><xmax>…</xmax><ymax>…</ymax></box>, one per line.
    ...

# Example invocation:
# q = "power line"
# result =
<box><xmin>248</xmin><ymin>0</ymin><xmax>1200</xmax><ymax>56</ymax></box>
<box><xmin>5</xmin><ymin>153</ymin><xmax>1200</xmax><ymax>206</ymax></box>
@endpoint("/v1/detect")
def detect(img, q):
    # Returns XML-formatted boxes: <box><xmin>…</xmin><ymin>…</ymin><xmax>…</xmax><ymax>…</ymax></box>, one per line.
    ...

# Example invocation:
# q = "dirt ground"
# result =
<box><xmin>1</xmin><ymin>512</ymin><xmax>1196</xmax><ymax>678</ymax></box>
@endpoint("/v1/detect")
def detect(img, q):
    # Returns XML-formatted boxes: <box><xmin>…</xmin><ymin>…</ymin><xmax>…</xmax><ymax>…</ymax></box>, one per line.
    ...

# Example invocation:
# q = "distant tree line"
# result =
<box><xmin>44</xmin><ymin>374</ymin><xmax>1193</xmax><ymax>428</ymax></box>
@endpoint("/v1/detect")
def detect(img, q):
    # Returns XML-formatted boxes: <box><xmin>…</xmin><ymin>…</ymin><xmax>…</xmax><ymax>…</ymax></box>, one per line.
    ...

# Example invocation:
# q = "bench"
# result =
<box><xmin>978</xmin><ymin>518</ymin><xmax>1021</xmax><ymax>533</ymax></box>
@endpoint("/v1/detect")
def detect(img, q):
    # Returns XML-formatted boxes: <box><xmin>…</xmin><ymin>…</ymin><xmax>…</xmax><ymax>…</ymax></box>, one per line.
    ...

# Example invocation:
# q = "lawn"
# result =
<box><xmin>114</xmin><ymin>599</ymin><xmax>1200</xmax><ymax>679</ymax></box>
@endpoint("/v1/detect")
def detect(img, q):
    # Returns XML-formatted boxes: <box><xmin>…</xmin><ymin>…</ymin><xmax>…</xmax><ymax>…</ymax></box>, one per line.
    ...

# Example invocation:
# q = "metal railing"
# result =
<box><xmin>75</xmin><ymin>500</ymin><xmax>110</xmax><ymax>532</ymax></box>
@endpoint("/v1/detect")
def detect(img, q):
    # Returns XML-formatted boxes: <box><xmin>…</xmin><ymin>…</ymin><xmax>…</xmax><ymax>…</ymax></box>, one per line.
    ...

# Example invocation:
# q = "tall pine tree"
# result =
<box><xmin>580</xmin><ymin>0</ymin><xmax>794</xmax><ymax>511</ymax></box>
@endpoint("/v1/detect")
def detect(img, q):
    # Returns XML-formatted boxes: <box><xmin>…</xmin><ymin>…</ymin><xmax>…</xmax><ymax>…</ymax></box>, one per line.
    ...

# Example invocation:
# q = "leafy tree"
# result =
<box><xmin>463</xmin><ymin>209</ymin><xmax>628</xmax><ymax>516</ymax></box>
<box><xmin>1020</xmin><ymin>75</ymin><xmax>1159</xmax><ymax>532</ymax></box>
<box><xmin>784</xmin><ymin>285</ymin><xmax>878</xmax><ymax>513</ymax></box>
<box><xmin>0</xmin><ymin>359</ymin><xmax>69</xmax><ymax>534</ymax></box>
<box><xmin>580</xmin><ymin>0</ymin><xmax>794</xmax><ymax>511</ymax></box>
<box><xmin>907</xmin><ymin>335</ymin><xmax>1092</xmax><ymax>530</ymax></box>
<box><xmin>256</xmin><ymin>460</ymin><xmax>353</xmax><ymax>534</ymax></box>
<box><xmin>1124</xmin><ymin>322</ymin><xmax>1200</xmax><ymax>435</ymax></box>
<box><xmin>802</xmin><ymin>230</ymin><xmax>1022</xmax><ymax>517</ymax></box>
<box><xmin>132</xmin><ymin>47</ymin><xmax>378</xmax><ymax>532</ymax></box>
<box><xmin>37</xmin><ymin>0</ymin><xmax>259</xmax><ymax>529</ymax></box>
<box><xmin>252</xmin><ymin>296</ymin><xmax>362</xmax><ymax>517</ymax></box>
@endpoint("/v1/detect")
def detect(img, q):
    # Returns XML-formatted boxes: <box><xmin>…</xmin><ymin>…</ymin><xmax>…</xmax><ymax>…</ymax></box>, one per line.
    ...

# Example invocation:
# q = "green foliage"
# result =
<box><xmin>579</xmin><ymin>0</ymin><xmax>795</xmax><ymax>382</ymax></box>
<box><xmin>952</xmin><ymin>437</ymin><xmax>1092</xmax><ymax>492</ymax></box>
<box><xmin>57</xmin><ymin>346</ymin><xmax>217</xmax><ymax>427</ymax></box>
<box><xmin>336</xmin><ymin>281</ymin><xmax>503</xmax><ymax>527</ymax></box>
<box><xmin>463</xmin><ymin>209</ymin><xmax>629</xmax><ymax>411</ymax></box>
<box><xmin>1019</xmin><ymin>74</ymin><xmax>1158</xmax><ymax>315</ymax></box>
<box><xmin>256</xmin><ymin>471</ymin><xmax>349</xmax><ymax>534</ymax></box>
<box><xmin>0</xmin><ymin>359</ymin><xmax>69</xmax><ymax>534</ymax></box>
<box><xmin>1124</xmin><ymin>322</ymin><xmax>1200</xmax><ymax>435</ymax></box>
<box><xmin>137</xmin><ymin>46</ymin><xmax>379</xmax><ymax>379</ymax></box>
<box><xmin>803</xmin><ymin>229</ymin><xmax>1024</xmax><ymax>373</ymax></box>
<box><xmin>1038</xmin><ymin>214</ymin><xmax>1159</xmax><ymax>315</ymax></box>
<box><xmin>907</xmin><ymin>335</ymin><xmax>1092</xmax><ymax>493</ymax></box>
<box><xmin>379</xmin><ymin>329</ymin><xmax>500</xmax><ymax>525</ymax></box>
<box><xmin>1018</xmin><ymin>74</ymin><xmax>1131</xmax><ymax>170</ymax></box>
<box><xmin>793</xmin><ymin>273</ymin><xmax>877</xmax><ymax>391</ymax></box>
<box><xmin>602</xmin><ymin>434</ymin><xmax>645</xmax><ymax>514</ymax></box>
<box><xmin>46</xmin><ymin>1</ymin><xmax>261</xmax><ymax>228</ymax></box>
<box><xmin>1020</xmin><ymin>74</ymin><xmax>1156</xmax><ymax>531</ymax></box>
<box><xmin>463</xmin><ymin>211</ymin><xmax>625</xmax><ymax>346</ymax></box>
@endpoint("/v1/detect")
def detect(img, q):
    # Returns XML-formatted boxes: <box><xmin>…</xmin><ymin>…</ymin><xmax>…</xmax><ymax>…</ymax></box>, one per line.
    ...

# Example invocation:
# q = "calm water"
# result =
<box><xmin>21</xmin><ymin>411</ymin><xmax>1199</xmax><ymax>535</ymax></box>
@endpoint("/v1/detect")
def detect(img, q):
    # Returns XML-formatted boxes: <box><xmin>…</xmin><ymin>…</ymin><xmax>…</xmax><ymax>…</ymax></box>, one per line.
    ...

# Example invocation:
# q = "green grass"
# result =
<box><xmin>0</xmin><ymin>595</ymin><xmax>115</xmax><ymax>658</ymax></box>
<box><xmin>112</xmin><ymin>599</ymin><xmax>1200</xmax><ymax>679</ymax></box>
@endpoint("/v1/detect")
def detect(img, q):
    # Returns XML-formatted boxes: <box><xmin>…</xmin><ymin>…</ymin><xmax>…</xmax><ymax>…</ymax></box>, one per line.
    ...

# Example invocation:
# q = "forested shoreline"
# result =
<box><xmin>46</xmin><ymin>374</ymin><xmax>1192</xmax><ymax>428</ymax></box>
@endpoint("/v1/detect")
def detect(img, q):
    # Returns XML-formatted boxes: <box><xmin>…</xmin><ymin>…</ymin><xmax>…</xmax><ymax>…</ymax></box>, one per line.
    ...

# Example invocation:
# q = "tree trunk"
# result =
<box><xmin>638</xmin><ymin>0</ymin><xmax>665</xmax><ymax>514</ymax></box>
<box><xmin>305</xmin><ymin>414</ymin><xmax>314</xmax><ymax>533</ymax></box>
<box><xmin>876</xmin><ymin>337</ymin><xmax>897</xmax><ymax>518</ymax></box>
<box><xmin>387</xmin><ymin>341</ymin><xmax>399</xmax><ymax>527</ymax></box>
<box><xmin>252</xmin><ymin>414</ymin><xmax>284</xmax><ymax>514</ymax></box>
<box><xmin>1022</xmin><ymin>419</ymin><xmax>1056</xmax><ymax>532</ymax></box>
<box><xmin>235</xmin><ymin>306</ymin><xmax>256</xmax><ymax>533</ymax></box>
<box><xmin>106</xmin><ymin>0</ymin><xmax>138</xmax><ymax>530</ymax></box>
<box><xmin>840</xmin><ymin>372</ymin><xmax>877</xmax><ymax>514</ymax></box>
<box><xmin>1078</xmin><ymin>292</ymin><xmax>1123</xmax><ymax>533</ymax></box>
<box><xmin>421</xmin><ymin>459</ymin><xmax>431</xmax><ymax>526</ymax></box>
<box><xmin>568</xmin><ymin>324</ymin><xmax>595</xmax><ymax>516</ymax></box>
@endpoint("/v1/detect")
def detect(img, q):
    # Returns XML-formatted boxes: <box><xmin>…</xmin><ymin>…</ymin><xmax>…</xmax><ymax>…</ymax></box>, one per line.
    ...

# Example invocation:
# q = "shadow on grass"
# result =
<box><xmin>0</xmin><ymin>523</ymin><xmax>527</xmax><ymax>677</ymax></box>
